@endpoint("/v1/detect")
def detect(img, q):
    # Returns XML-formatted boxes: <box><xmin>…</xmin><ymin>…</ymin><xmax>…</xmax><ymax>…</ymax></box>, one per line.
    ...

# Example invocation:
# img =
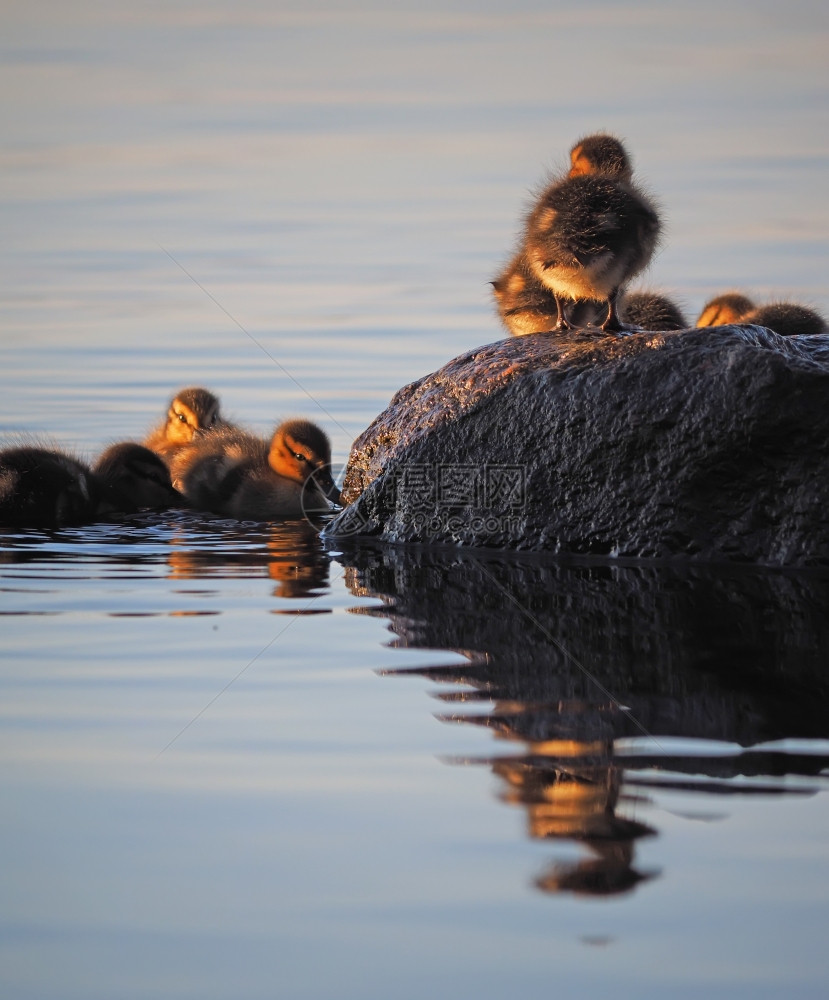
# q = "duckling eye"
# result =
<box><xmin>176</xmin><ymin>412</ymin><xmax>188</xmax><ymax>423</ymax></box>
<box><xmin>293</xmin><ymin>451</ymin><xmax>308</xmax><ymax>463</ymax></box>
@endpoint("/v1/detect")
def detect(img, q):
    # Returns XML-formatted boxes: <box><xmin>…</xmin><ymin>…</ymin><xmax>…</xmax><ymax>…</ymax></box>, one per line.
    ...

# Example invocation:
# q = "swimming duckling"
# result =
<box><xmin>182</xmin><ymin>420</ymin><xmax>340</xmax><ymax>521</ymax></box>
<box><xmin>93</xmin><ymin>442</ymin><xmax>182</xmax><ymax>513</ymax></box>
<box><xmin>741</xmin><ymin>301</ymin><xmax>827</xmax><ymax>337</ymax></box>
<box><xmin>143</xmin><ymin>386</ymin><xmax>223</xmax><ymax>455</ymax></box>
<box><xmin>620</xmin><ymin>290</ymin><xmax>688</xmax><ymax>331</ymax></box>
<box><xmin>696</xmin><ymin>292</ymin><xmax>755</xmax><ymax>327</ymax></box>
<box><xmin>0</xmin><ymin>446</ymin><xmax>100</xmax><ymax>528</ymax></box>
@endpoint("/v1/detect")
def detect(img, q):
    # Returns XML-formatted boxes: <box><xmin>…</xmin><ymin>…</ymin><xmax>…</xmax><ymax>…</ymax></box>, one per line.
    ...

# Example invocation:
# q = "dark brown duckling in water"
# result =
<box><xmin>93</xmin><ymin>442</ymin><xmax>182</xmax><ymax>513</ymax></box>
<box><xmin>0</xmin><ymin>446</ymin><xmax>100</xmax><ymax>528</ymax></box>
<box><xmin>181</xmin><ymin>419</ymin><xmax>340</xmax><ymax>521</ymax></box>
<box><xmin>143</xmin><ymin>386</ymin><xmax>224</xmax><ymax>456</ymax></box>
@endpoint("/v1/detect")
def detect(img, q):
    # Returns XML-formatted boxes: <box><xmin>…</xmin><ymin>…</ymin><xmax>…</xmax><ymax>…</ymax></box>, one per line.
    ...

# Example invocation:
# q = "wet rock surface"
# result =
<box><xmin>327</xmin><ymin>326</ymin><xmax>829</xmax><ymax>565</ymax></box>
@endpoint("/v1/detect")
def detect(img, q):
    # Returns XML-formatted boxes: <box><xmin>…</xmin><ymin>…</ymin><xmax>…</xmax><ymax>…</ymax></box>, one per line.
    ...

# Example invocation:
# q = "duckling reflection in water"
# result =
<box><xmin>143</xmin><ymin>386</ymin><xmax>224</xmax><ymax>456</ymax></box>
<box><xmin>180</xmin><ymin>419</ymin><xmax>340</xmax><ymax>521</ymax></box>
<box><xmin>93</xmin><ymin>442</ymin><xmax>182</xmax><ymax>513</ymax></box>
<box><xmin>494</xmin><ymin>133</ymin><xmax>661</xmax><ymax>334</ymax></box>
<box><xmin>0</xmin><ymin>446</ymin><xmax>100</xmax><ymax>528</ymax></box>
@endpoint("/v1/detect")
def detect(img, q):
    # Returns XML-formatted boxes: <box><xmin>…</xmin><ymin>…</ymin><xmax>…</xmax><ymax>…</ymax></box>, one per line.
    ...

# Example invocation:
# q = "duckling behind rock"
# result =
<box><xmin>742</xmin><ymin>301</ymin><xmax>827</xmax><ymax>337</ymax></box>
<box><xmin>93</xmin><ymin>442</ymin><xmax>182</xmax><ymax>513</ymax></box>
<box><xmin>696</xmin><ymin>292</ymin><xmax>756</xmax><ymax>327</ymax></box>
<box><xmin>0</xmin><ymin>446</ymin><xmax>100</xmax><ymax>528</ymax></box>
<box><xmin>620</xmin><ymin>290</ymin><xmax>688</xmax><ymax>331</ymax></box>
<box><xmin>182</xmin><ymin>419</ymin><xmax>340</xmax><ymax>521</ymax></box>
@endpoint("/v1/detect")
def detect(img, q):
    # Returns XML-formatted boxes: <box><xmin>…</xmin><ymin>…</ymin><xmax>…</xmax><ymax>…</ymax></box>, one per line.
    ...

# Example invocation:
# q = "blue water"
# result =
<box><xmin>2</xmin><ymin>2</ymin><xmax>829</xmax><ymax>998</ymax></box>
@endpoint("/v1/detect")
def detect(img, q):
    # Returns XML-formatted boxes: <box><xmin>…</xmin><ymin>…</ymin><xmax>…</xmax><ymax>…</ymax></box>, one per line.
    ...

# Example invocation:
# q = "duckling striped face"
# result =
<box><xmin>164</xmin><ymin>389</ymin><xmax>221</xmax><ymax>444</ymax></box>
<box><xmin>269</xmin><ymin>420</ymin><xmax>340</xmax><ymax>503</ymax></box>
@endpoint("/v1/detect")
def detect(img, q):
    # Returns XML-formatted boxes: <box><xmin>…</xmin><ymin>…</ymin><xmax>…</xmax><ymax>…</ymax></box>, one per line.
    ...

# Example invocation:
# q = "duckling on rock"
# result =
<box><xmin>696</xmin><ymin>292</ymin><xmax>756</xmax><ymax>327</ymax></box>
<box><xmin>523</xmin><ymin>141</ymin><xmax>661</xmax><ymax>332</ymax></box>
<box><xmin>494</xmin><ymin>133</ymin><xmax>660</xmax><ymax>335</ymax></box>
<box><xmin>741</xmin><ymin>301</ymin><xmax>827</xmax><ymax>337</ymax></box>
<box><xmin>143</xmin><ymin>386</ymin><xmax>223</xmax><ymax>455</ymax></box>
<box><xmin>620</xmin><ymin>290</ymin><xmax>688</xmax><ymax>331</ymax></box>
<box><xmin>0</xmin><ymin>446</ymin><xmax>100</xmax><ymax>528</ymax></box>
<box><xmin>181</xmin><ymin>419</ymin><xmax>340</xmax><ymax>521</ymax></box>
<box><xmin>93</xmin><ymin>442</ymin><xmax>182</xmax><ymax>513</ymax></box>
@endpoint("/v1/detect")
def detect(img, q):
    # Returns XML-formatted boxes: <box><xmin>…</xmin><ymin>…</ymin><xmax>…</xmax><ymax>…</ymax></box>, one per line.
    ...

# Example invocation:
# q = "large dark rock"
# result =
<box><xmin>326</xmin><ymin>326</ymin><xmax>829</xmax><ymax>565</ymax></box>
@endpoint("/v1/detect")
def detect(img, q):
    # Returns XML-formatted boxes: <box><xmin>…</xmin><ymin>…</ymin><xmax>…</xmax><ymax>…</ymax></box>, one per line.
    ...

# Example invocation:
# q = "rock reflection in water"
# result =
<box><xmin>338</xmin><ymin>545</ymin><xmax>829</xmax><ymax>897</ymax></box>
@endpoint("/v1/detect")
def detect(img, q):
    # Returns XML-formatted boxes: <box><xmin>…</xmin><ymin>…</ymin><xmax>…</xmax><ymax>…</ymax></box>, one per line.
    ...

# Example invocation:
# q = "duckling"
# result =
<box><xmin>492</xmin><ymin>135</ymin><xmax>640</xmax><ymax>337</ymax></box>
<box><xmin>567</xmin><ymin>132</ymin><xmax>633</xmax><ymax>182</ymax></box>
<box><xmin>93</xmin><ymin>442</ymin><xmax>182</xmax><ymax>513</ymax></box>
<box><xmin>491</xmin><ymin>252</ymin><xmax>604</xmax><ymax>336</ymax></box>
<box><xmin>696</xmin><ymin>292</ymin><xmax>755</xmax><ymax>327</ymax></box>
<box><xmin>620</xmin><ymin>290</ymin><xmax>688</xmax><ymax>331</ymax></box>
<box><xmin>524</xmin><ymin>146</ymin><xmax>661</xmax><ymax>332</ymax></box>
<box><xmin>0</xmin><ymin>446</ymin><xmax>100</xmax><ymax>528</ymax></box>
<box><xmin>741</xmin><ymin>301</ymin><xmax>827</xmax><ymax>337</ymax></box>
<box><xmin>500</xmin><ymin>134</ymin><xmax>660</xmax><ymax>334</ymax></box>
<box><xmin>181</xmin><ymin>420</ymin><xmax>340</xmax><ymax>521</ymax></box>
<box><xmin>143</xmin><ymin>386</ymin><xmax>223</xmax><ymax>455</ymax></box>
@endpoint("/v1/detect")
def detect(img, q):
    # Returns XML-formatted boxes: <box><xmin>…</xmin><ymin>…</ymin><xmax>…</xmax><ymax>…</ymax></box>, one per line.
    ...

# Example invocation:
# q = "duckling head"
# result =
<box><xmin>568</xmin><ymin>133</ymin><xmax>633</xmax><ymax>182</ymax></box>
<box><xmin>93</xmin><ymin>442</ymin><xmax>183</xmax><ymax>513</ymax></box>
<box><xmin>164</xmin><ymin>387</ymin><xmax>221</xmax><ymax>445</ymax></box>
<box><xmin>268</xmin><ymin>420</ymin><xmax>340</xmax><ymax>505</ymax></box>
<box><xmin>696</xmin><ymin>292</ymin><xmax>755</xmax><ymax>327</ymax></box>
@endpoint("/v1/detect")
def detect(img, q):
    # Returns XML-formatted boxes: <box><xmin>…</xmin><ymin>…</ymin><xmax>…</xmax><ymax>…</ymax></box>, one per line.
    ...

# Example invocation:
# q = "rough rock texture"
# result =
<box><xmin>326</xmin><ymin>326</ymin><xmax>829</xmax><ymax>565</ymax></box>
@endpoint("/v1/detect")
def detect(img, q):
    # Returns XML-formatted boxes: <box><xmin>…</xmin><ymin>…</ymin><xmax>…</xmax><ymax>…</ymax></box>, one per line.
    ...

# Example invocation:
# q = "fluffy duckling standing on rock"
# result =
<box><xmin>523</xmin><ymin>133</ymin><xmax>661</xmax><ymax>333</ymax></box>
<box><xmin>93</xmin><ymin>442</ymin><xmax>182</xmax><ymax>513</ymax></box>
<box><xmin>696</xmin><ymin>292</ymin><xmax>756</xmax><ymax>327</ymax></box>
<box><xmin>181</xmin><ymin>420</ymin><xmax>340</xmax><ymax>521</ymax></box>
<box><xmin>493</xmin><ymin>133</ymin><xmax>660</xmax><ymax>335</ymax></box>
<box><xmin>0</xmin><ymin>446</ymin><xmax>100</xmax><ymax>528</ymax></box>
<box><xmin>741</xmin><ymin>301</ymin><xmax>827</xmax><ymax>337</ymax></box>
<box><xmin>143</xmin><ymin>386</ymin><xmax>223</xmax><ymax>457</ymax></box>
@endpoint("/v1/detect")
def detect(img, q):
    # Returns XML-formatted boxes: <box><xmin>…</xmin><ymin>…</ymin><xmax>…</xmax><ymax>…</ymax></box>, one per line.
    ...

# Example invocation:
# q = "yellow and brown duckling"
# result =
<box><xmin>181</xmin><ymin>419</ymin><xmax>340</xmax><ymax>521</ymax></box>
<box><xmin>143</xmin><ymin>386</ymin><xmax>223</xmax><ymax>455</ymax></box>
<box><xmin>741</xmin><ymin>301</ymin><xmax>827</xmax><ymax>337</ymax></box>
<box><xmin>493</xmin><ymin>133</ymin><xmax>660</xmax><ymax>335</ymax></box>
<box><xmin>620</xmin><ymin>290</ymin><xmax>688</xmax><ymax>331</ymax></box>
<box><xmin>696</xmin><ymin>292</ymin><xmax>756</xmax><ymax>327</ymax></box>
<box><xmin>0</xmin><ymin>446</ymin><xmax>100</xmax><ymax>528</ymax></box>
<box><xmin>93</xmin><ymin>442</ymin><xmax>182</xmax><ymax>513</ymax></box>
<box><xmin>523</xmin><ymin>134</ymin><xmax>661</xmax><ymax>333</ymax></box>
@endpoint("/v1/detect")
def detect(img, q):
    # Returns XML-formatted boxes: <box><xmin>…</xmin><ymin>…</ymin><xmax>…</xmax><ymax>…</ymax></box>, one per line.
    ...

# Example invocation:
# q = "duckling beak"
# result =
<box><xmin>314</xmin><ymin>466</ymin><xmax>341</xmax><ymax>505</ymax></box>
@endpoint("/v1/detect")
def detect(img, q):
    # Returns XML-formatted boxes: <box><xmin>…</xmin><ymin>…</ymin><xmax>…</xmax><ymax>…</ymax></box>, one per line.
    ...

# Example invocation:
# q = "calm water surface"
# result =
<box><xmin>2</xmin><ymin>2</ymin><xmax>828</xmax><ymax>998</ymax></box>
